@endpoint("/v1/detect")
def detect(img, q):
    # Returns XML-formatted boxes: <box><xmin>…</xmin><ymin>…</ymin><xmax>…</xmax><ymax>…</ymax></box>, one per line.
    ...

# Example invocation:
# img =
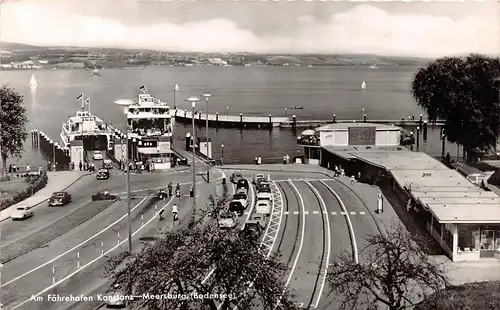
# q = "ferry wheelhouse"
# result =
<box><xmin>60</xmin><ymin>110</ymin><xmax>115</xmax><ymax>151</ymax></box>
<box><xmin>125</xmin><ymin>88</ymin><xmax>174</xmax><ymax>170</ymax></box>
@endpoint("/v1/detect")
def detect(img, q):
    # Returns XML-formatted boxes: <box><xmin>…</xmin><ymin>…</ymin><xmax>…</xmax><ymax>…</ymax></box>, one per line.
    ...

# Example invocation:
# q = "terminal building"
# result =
<box><xmin>298</xmin><ymin>122</ymin><xmax>500</xmax><ymax>261</ymax></box>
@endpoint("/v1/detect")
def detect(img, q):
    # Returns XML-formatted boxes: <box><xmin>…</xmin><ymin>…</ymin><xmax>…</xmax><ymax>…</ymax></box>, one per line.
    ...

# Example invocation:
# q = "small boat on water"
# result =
<box><xmin>92</xmin><ymin>69</ymin><xmax>100</xmax><ymax>76</ymax></box>
<box><xmin>29</xmin><ymin>74</ymin><xmax>37</xmax><ymax>87</ymax></box>
<box><xmin>361</xmin><ymin>80</ymin><xmax>367</xmax><ymax>89</ymax></box>
<box><xmin>369</xmin><ymin>64</ymin><xmax>378</xmax><ymax>69</ymax></box>
<box><xmin>289</xmin><ymin>106</ymin><xmax>303</xmax><ymax>110</ymax></box>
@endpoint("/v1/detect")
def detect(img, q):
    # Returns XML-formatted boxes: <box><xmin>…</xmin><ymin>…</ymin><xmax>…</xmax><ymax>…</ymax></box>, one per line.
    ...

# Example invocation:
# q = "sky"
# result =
<box><xmin>0</xmin><ymin>0</ymin><xmax>499</xmax><ymax>58</ymax></box>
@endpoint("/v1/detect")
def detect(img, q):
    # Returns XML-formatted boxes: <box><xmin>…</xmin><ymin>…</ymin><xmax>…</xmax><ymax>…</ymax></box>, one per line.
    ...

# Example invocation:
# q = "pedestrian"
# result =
<box><xmin>8</xmin><ymin>164</ymin><xmax>12</xmax><ymax>174</ymax></box>
<box><xmin>350</xmin><ymin>175</ymin><xmax>355</xmax><ymax>185</ymax></box>
<box><xmin>168</xmin><ymin>182</ymin><xmax>173</xmax><ymax>197</ymax></box>
<box><xmin>176</xmin><ymin>158</ymin><xmax>181</xmax><ymax>167</ymax></box>
<box><xmin>52</xmin><ymin>162</ymin><xmax>56</xmax><ymax>171</ymax></box>
<box><xmin>258</xmin><ymin>156</ymin><xmax>262</xmax><ymax>165</ymax></box>
<box><xmin>79</xmin><ymin>161</ymin><xmax>83</xmax><ymax>171</ymax></box>
<box><xmin>71</xmin><ymin>162</ymin><xmax>75</xmax><ymax>170</ymax></box>
<box><xmin>254</xmin><ymin>156</ymin><xmax>258</xmax><ymax>165</ymax></box>
<box><xmin>445</xmin><ymin>152</ymin><xmax>451</xmax><ymax>164</ymax></box>
<box><xmin>286</xmin><ymin>154</ymin><xmax>290</xmax><ymax>164</ymax></box>
<box><xmin>26</xmin><ymin>164</ymin><xmax>31</xmax><ymax>172</ymax></box>
<box><xmin>146</xmin><ymin>162</ymin><xmax>150</xmax><ymax>172</ymax></box>
<box><xmin>357</xmin><ymin>171</ymin><xmax>361</xmax><ymax>180</ymax></box>
<box><xmin>38</xmin><ymin>165</ymin><xmax>42</xmax><ymax>173</ymax></box>
<box><xmin>282</xmin><ymin>155</ymin><xmax>287</xmax><ymax>165</ymax></box>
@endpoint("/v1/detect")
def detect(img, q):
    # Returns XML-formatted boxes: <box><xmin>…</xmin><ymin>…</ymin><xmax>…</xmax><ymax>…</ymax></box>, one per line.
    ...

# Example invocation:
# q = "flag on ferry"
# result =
<box><xmin>85</xmin><ymin>97</ymin><xmax>90</xmax><ymax>105</ymax></box>
<box><xmin>76</xmin><ymin>94</ymin><xmax>83</xmax><ymax>100</ymax></box>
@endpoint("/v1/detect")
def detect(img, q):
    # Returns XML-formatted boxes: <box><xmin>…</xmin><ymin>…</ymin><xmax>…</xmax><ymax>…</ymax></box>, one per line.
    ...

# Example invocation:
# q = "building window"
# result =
<box><xmin>458</xmin><ymin>224</ymin><xmax>480</xmax><ymax>251</ymax></box>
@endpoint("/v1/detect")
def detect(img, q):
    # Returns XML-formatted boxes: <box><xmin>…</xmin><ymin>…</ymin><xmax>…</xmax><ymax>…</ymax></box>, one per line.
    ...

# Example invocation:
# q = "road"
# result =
<box><xmin>1</xmin><ymin>166</ymin><xmax>387</xmax><ymax>310</ymax></box>
<box><xmin>1</xmin><ymin>163</ymin><xmax>225</xmax><ymax>310</ymax></box>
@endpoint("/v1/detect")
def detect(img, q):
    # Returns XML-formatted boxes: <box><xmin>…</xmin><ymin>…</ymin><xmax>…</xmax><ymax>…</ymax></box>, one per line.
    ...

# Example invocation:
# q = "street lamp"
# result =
<box><xmin>285</xmin><ymin>108</ymin><xmax>287</xmax><ymax>117</ymax></box>
<box><xmin>226</xmin><ymin>106</ymin><xmax>229</xmax><ymax>116</ymax></box>
<box><xmin>201</xmin><ymin>92</ymin><xmax>213</xmax><ymax>183</ymax></box>
<box><xmin>174</xmin><ymin>84</ymin><xmax>179</xmax><ymax>109</ymax></box>
<box><xmin>221</xmin><ymin>143</ymin><xmax>224</xmax><ymax>166</ymax></box>
<box><xmin>185</xmin><ymin>96</ymin><xmax>200</xmax><ymax>225</ymax></box>
<box><xmin>0</xmin><ymin>262</ymin><xmax>3</xmax><ymax>310</ymax></box>
<box><xmin>115</xmin><ymin>98</ymin><xmax>134</xmax><ymax>253</ymax></box>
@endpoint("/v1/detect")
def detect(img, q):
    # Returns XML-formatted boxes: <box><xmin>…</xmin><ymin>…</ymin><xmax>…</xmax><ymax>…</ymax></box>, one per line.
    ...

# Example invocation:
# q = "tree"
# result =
<box><xmin>327</xmin><ymin>223</ymin><xmax>450</xmax><ymax>310</ymax></box>
<box><xmin>0</xmin><ymin>85</ymin><xmax>29</xmax><ymax>174</ymax></box>
<box><xmin>411</xmin><ymin>54</ymin><xmax>500</xmax><ymax>161</ymax></box>
<box><xmin>416</xmin><ymin>281</ymin><xmax>500</xmax><ymax>310</ymax></box>
<box><xmin>104</xmin><ymin>194</ymin><xmax>298</xmax><ymax>310</ymax></box>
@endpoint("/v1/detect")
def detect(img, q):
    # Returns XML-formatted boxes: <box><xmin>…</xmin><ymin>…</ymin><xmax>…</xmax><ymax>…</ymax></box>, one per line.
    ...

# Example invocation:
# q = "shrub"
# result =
<box><xmin>0</xmin><ymin>171</ymin><xmax>48</xmax><ymax>211</ymax></box>
<box><xmin>0</xmin><ymin>175</ymin><xmax>11</xmax><ymax>182</ymax></box>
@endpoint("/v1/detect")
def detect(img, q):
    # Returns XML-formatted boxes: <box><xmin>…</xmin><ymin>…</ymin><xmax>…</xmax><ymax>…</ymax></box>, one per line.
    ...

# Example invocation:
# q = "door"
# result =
<box><xmin>480</xmin><ymin>230</ymin><xmax>495</xmax><ymax>258</ymax></box>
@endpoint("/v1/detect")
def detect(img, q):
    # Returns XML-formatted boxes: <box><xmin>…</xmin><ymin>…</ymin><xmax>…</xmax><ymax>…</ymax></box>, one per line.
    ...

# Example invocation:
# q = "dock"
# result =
<box><xmin>173</xmin><ymin>109</ymin><xmax>445</xmax><ymax>129</ymax></box>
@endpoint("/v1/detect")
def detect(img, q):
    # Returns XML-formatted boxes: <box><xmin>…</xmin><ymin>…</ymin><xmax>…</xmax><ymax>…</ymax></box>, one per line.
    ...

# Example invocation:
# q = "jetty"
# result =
<box><xmin>173</xmin><ymin>110</ymin><xmax>445</xmax><ymax>129</ymax></box>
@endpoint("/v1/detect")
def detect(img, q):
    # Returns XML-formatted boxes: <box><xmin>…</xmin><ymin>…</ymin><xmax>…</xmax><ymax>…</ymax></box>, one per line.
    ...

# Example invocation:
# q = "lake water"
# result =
<box><xmin>0</xmin><ymin>66</ymin><xmax>458</xmax><ymax>166</ymax></box>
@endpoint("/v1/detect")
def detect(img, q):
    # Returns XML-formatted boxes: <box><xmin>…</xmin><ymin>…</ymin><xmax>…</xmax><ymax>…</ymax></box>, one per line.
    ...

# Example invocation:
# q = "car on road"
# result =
<box><xmin>92</xmin><ymin>191</ymin><xmax>117</xmax><ymax>201</ymax></box>
<box><xmin>236</xmin><ymin>179</ymin><xmax>249</xmax><ymax>191</ymax></box>
<box><xmin>257</xmin><ymin>184</ymin><xmax>271</xmax><ymax>194</ymax></box>
<box><xmin>103</xmin><ymin>159</ymin><xmax>113</xmax><ymax>169</ymax></box>
<box><xmin>232</xmin><ymin>193</ymin><xmax>248</xmax><ymax>208</ymax></box>
<box><xmin>252</xmin><ymin>173</ymin><xmax>265</xmax><ymax>184</ymax></box>
<box><xmin>256</xmin><ymin>200</ymin><xmax>272</xmax><ymax>215</ymax></box>
<box><xmin>241</xmin><ymin>213</ymin><xmax>266</xmax><ymax>239</ymax></box>
<box><xmin>11</xmin><ymin>206</ymin><xmax>33</xmax><ymax>220</ymax></box>
<box><xmin>48</xmin><ymin>191</ymin><xmax>72</xmax><ymax>206</ymax></box>
<box><xmin>157</xmin><ymin>189</ymin><xmax>168</xmax><ymax>200</ymax></box>
<box><xmin>96</xmin><ymin>168</ymin><xmax>110</xmax><ymax>180</ymax></box>
<box><xmin>218</xmin><ymin>212</ymin><xmax>237</xmax><ymax>229</ymax></box>
<box><xmin>257</xmin><ymin>191</ymin><xmax>272</xmax><ymax>201</ymax></box>
<box><xmin>93</xmin><ymin>151</ymin><xmax>104</xmax><ymax>160</ymax></box>
<box><xmin>236</xmin><ymin>187</ymin><xmax>247</xmax><ymax>195</ymax></box>
<box><xmin>256</xmin><ymin>178</ymin><xmax>269</xmax><ymax>189</ymax></box>
<box><xmin>230</xmin><ymin>172</ymin><xmax>244</xmax><ymax>184</ymax></box>
<box><xmin>229</xmin><ymin>201</ymin><xmax>246</xmax><ymax>216</ymax></box>
<box><xmin>105</xmin><ymin>284</ymin><xmax>128</xmax><ymax>308</ymax></box>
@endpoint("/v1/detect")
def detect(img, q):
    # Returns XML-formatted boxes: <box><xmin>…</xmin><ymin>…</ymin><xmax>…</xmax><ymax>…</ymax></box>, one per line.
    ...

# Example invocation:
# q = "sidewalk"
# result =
<box><xmin>0</xmin><ymin>171</ymin><xmax>91</xmax><ymax>222</ymax></box>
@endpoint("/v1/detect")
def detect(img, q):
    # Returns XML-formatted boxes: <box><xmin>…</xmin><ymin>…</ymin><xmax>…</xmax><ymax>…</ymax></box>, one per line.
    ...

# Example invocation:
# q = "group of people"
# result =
<box><xmin>254</xmin><ymin>156</ymin><xmax>263</xmax><ymax>165</ymax></box>
<box><xmin>8</xmin><ymin>163</ymin><xmax>46</xmax><ymax>175</ymax></box>
<box><xmin>158</xmin><ymin>182</ymin><xmax>181</xmax><ymax>221</ymax></box>
<box><xmin>282</xmin><ymin>154</ymin><xmax>291</xmax><ymax>164</ymax></box>
<box><xmin>77</xmin><ymin>161</ymin><xmax>96</xmax><ymax>172</ymax></box>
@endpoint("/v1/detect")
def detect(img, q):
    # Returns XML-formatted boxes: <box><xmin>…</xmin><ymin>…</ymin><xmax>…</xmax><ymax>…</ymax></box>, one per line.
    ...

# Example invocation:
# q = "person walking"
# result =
<box><xmin>79</xmin><ymin>161</ymin><xmax>83</xmax><ymax>171</ymax></box>
<box><xmin>26</xmin><ymin>164</ymin><xmax>31</xmax><ymax>172</ymax></box>
<box><xmin>172</xmin><ymin>204</ymin><xmax>179</xmax><ymax>222</ymax></box>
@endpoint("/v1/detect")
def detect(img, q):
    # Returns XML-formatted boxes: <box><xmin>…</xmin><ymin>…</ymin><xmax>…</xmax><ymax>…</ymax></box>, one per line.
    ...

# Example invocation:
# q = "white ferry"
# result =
<box><xmin>124</xmin><ymin>86</ymin><xmax>174</xmax><ymax>170</ymax></box>
<box><xmin>60</xmin><ymin>110</ymin><xmax>115</xmax><ymax>151</ymax></box>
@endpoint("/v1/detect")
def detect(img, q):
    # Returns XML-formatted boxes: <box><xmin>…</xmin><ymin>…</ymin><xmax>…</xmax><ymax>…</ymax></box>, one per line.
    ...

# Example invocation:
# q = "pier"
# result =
<box><xmin>174</xmin><ymin>110</ymin><xmax>445</xmax><ymax>129</ymax></box>
<box><xmin>30</xmin><ymin>130</ymin><xmax>72</xmax><ymax>170</ymax></box>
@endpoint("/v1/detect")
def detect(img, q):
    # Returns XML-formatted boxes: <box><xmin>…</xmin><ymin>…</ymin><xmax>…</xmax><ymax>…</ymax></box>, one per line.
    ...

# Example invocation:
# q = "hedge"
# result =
<box><xmin>416</xmin><ymin>281</ymin><xmax>500</xmax><ymax>310</ymax></box>
<box><xmin>0</xmin><ymin>171</ymin><xmax>48</xmax><ymax>211</ymax></box>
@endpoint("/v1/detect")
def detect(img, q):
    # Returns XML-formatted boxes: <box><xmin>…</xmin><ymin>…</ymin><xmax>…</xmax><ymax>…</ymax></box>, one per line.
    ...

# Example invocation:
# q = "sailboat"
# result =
<box><xmin>361</xmin><ymin>80</ymin><xmax>366</xmax><ymax>90</ymax></box>
<box><xmin>29</xmin><ymin>74</ymin><xmax>37</xmax><ymax>87</ymax></box>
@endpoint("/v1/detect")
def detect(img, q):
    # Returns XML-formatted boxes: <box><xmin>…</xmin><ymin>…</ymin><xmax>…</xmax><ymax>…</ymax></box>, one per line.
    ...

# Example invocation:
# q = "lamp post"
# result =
<box><xmin>285</xmin><ymin>108</ymin><xmax>287</xmax><ymax>117</ymax></box>
<box><xmin>226</xmin><ymin>106</ymin><xmax>229</xmax><ymax>116</ymax></box>
<box><xmin>221</xmin><ymin>143</ymin><xmax>224</xmax><ymax>166</ymax></box>
<box><xmin>186</xmin><ymin>96</ymin><xmax>200</xmax><ymax>224</ymax></box>
<box><xmin>201</xmin><ymin>92</ymin><xmax>213</xmax><ymax>183</ymax></box>
<box><xmin>0</xmin><ymin>262</ymin><xmax>3</xmax><ymax>310</ymax></box>
<box><xmin>174</xmin><ymin>84</ymin><xmax>179</xmax><ymax>109</ymax></box>
<box><xmin>115</xmin><ymin>99</ymin><xmax>134</xmax><ymax>253</ymax></box>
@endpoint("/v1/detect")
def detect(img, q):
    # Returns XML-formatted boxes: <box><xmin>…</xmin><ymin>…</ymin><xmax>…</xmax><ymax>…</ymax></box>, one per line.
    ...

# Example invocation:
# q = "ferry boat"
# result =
<box><xmin>60</xmin><ymin>110</ymin><xmax>115</xmax><ymax>152</ymax></box>
<box><xmin>125</xmin><ymin>86</ymin><xmax>174</xmax><ymax>170</ymax></box>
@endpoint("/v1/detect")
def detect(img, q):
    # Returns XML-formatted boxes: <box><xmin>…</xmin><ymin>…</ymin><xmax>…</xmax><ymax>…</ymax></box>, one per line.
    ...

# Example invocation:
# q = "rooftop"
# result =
<box><xmin>316</xmin><ymin>122</ymin><xmax>401</xmax><ymax>132</ymax></box>
<box><xmin>322</xmin><ymin>145</ymin><xmax>410</xmax><ymax>160</ymax></box>
<box><xmin>325</xmin><ymin>147</ymin><xmax>500</xmax><ymax>224</ymax></box>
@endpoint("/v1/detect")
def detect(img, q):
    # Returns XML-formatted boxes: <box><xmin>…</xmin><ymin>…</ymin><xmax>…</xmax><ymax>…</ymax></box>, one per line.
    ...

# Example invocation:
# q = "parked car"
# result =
<box><xmin>103</xmin><ymin>159</ymin><xmax>113</xmax><ymax>169</ymax></box>
<box><xmin>232</xmin><ymin>193</ymin><xmax>248</xmax><ymax>208</ymax></box>
<box><xmin>252</xmin><ymin>174</ymin><xmax>265</xmax><ymax>184</ymax></box>
<box><xmin>48</xmin><ymin>191</ymin><xmax>72</xmax><ymax>206</ymax></box>
<box><xmin>229</xmin><ymin>201</ymin><xmax>246</xmax><ymax>216</ymax></box>
<box><xmin>218</xmin><ymin>212</ymin><xmax>237</xmax><ymax>229</ymax></box>
<box><xmin>92</xmin><ymin>191</ymin><xmax>117</xmax><ymax>201</ymax></box>
<box><xmin>257</xmin><ymin>191</ymin><xmax>272</xmax><ymax>201</ymax></box>
<box><xmin>236</xmin><ymin>179</ymin><xmax>249</xmax><ymax>191</ymax></box>
<box><xmin>11</xmin><ymin>206</ymin><xmax>33</xmax><ymax>220</ymax></box>
<box><xmin>256</xmin><ymin>200</ymin><xmax>272</xmax><ymax>216</ymax></box>
<box><xmin>230</xmin><ymin>173</ymin><xmax>244</xmax><ymax>184</ymax></box>
<box><xmin>96</xmin><ymin>168</ymin><xmax>110</xmax><ymax>180</ymax></box>
<box><xmin>93</xmin><ymin>151</ymin><xmax>103</xmax><ymax>160</ymax></box>
<box><xmin>157</xmin><ymin>189</ymin><xmax>168</xmax><ymax>200</ymax></box>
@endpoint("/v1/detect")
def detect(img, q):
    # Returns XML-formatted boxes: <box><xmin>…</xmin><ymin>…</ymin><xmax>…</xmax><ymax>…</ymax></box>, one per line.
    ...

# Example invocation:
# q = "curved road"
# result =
<box><xmin>2</xmin><ymin>167</ymin><xmax>387</xmax><ymax>310</ymax></box>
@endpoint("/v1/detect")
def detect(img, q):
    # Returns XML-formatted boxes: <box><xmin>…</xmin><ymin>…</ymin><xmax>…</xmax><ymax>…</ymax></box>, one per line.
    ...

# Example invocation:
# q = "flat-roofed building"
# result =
<box><xmin>321</xmin><ymin>146</ymin><xmax>500</xmax><ymax>262</ymax></box>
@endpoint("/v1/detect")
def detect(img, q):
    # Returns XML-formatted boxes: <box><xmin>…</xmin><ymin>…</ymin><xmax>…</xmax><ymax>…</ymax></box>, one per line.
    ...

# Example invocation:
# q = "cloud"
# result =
<box><xmin>1</xmin><ymin>3</ymin><xmax>497</xmax><ymax>57</ymax></box>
